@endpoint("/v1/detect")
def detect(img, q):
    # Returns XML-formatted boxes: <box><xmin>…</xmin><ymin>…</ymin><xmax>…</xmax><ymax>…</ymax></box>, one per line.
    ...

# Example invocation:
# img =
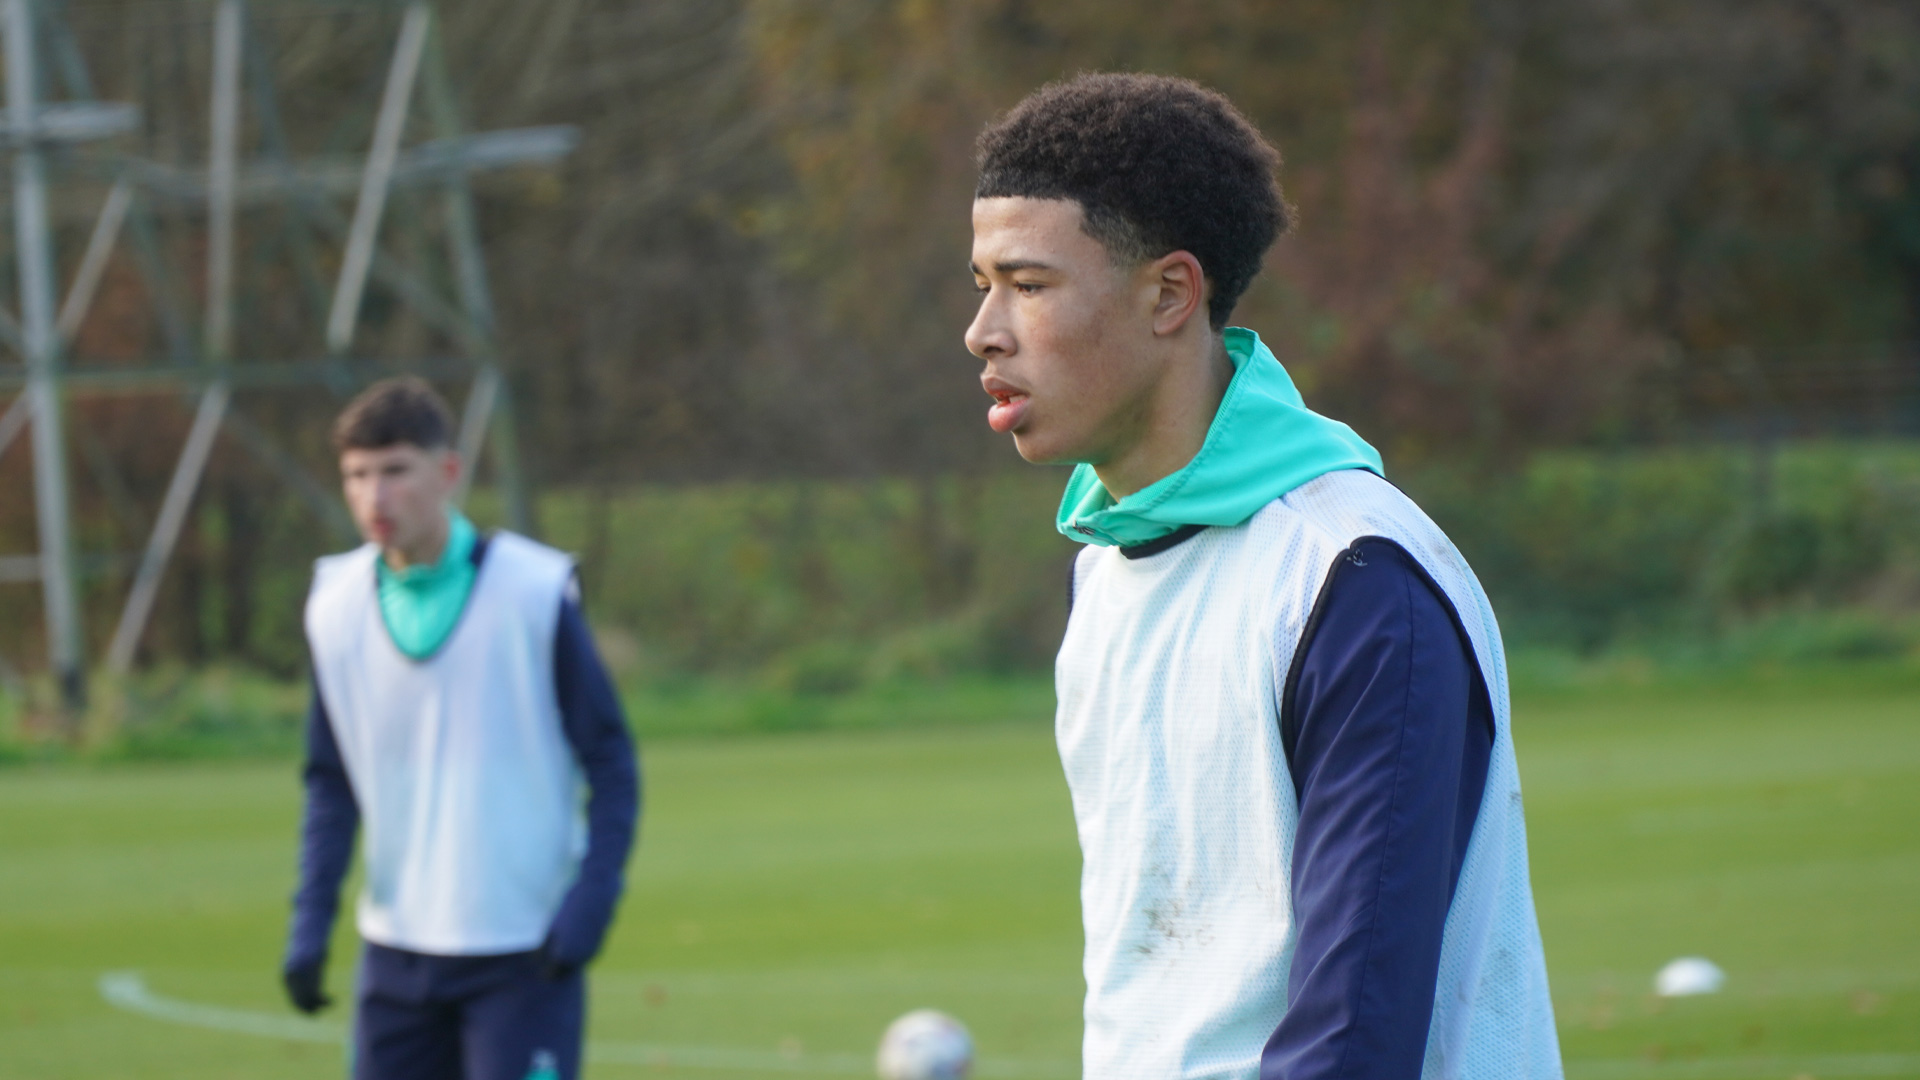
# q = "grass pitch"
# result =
<box><xmin>0</xmin><ymin>673</ymin><xmax>1915</xmax><ymax>1078</ymax></box>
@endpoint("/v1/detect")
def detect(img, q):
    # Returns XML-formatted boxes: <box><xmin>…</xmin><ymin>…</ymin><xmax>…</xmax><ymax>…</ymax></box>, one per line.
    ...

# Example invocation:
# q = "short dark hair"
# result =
<box><xmin>975</xmin><ymin>73</ymin><xmax>1288</xmax><ymax>329</ymax></box>
<box><xmin>332</xmin><ymin>376</ymin><xmax>455</xmax><ymax>453</ymax></box>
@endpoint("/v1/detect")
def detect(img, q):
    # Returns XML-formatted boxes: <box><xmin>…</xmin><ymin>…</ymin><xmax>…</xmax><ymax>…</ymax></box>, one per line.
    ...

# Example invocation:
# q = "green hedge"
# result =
<box><xmin>507</xmin><ymin>441</ymin><xmax>1920</xmax><ymax>684</ymax></box>
<box><xmin>5</xmin><ymin>440</ymin><xmax>1916</xmax><ymax>761</ymax></box>
<box><xmin>1407</xmin><ymin>442</ymin><xmax>1920</xmax><ymax>655</ymax></box>
<box><xmin>486</xmin><ymin>473</ymin><xmax>1079</xmax><ymax>686</ymax></box>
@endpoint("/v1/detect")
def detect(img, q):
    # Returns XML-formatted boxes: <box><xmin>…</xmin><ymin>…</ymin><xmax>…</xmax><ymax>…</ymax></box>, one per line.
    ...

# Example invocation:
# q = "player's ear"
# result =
<box><xmin>1150</xmin><ymin>251</ymin><xmax>1206</xmax><ymax>337</ymax></box>
<box><xmin>440</xmin><ymin>448</ymin><xmax>462</xmax><ymax>489</ymax></box>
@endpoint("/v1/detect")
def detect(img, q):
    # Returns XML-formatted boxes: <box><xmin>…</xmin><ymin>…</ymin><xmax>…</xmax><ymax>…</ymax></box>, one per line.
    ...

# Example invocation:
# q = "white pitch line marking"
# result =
<box><xmin>99</xmin><ymin>971</ymin><xmax>342</xmax><ymax>1043</ymax></box>
<box><xmin>97</xmin><ymin>971</ymin><xmax>1074</xmax><ymax>1077</ymax></box>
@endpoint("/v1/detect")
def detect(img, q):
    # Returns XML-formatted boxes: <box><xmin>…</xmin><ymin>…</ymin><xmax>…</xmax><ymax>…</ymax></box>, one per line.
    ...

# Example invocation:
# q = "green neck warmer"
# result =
<box><xmin>376</xmin><ymin>509</ymin><xmax>478</xmax><ymax>660</ymax></box>
<box><xmin>1056</xmin><ymin>327</ymin><xmax>1383</xmax><ymax>547</ymax></box>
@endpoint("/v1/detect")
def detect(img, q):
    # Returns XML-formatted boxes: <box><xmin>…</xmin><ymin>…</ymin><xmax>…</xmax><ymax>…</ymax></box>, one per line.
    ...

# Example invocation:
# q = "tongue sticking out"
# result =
<box><xmin>987</xmin><ymin>393</ymin><xmax>1030</xmax><ymax>434</ymax></box>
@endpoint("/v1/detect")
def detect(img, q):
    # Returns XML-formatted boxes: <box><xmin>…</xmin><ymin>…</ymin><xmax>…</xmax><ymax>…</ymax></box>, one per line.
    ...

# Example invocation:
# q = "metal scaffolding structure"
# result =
<box><xmin>0</xmin><ymin>0</ymin><xmax>574</xmax><ymax>717</ymax></box>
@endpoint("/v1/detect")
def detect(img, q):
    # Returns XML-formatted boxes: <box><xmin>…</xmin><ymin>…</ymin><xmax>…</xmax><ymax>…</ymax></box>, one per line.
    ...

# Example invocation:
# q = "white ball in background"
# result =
<box><xmin>876</xmin><ymin>1009</ymin><xmax>974</xmax><ymax>1080</ymax></box>
<box><xmin>1654</xmin><ymin>957</ymin><xmax>1726</xmax><ymax>997</ymax></box>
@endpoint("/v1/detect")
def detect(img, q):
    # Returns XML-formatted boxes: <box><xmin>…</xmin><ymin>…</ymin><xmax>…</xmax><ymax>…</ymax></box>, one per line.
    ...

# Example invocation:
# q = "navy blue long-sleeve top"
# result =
<box><xmin>1260</xmin><ymin>536</ymin><xmax>1493</xmax><ymax>1080</ymax></box>
<box><xmin>285</xmin><ymin>536</ymin><xmax>640</xmax><ymax>979</ymax></box>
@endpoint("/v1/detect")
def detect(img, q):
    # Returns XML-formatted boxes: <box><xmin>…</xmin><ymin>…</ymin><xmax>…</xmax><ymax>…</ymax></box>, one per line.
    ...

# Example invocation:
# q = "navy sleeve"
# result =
<box><xmin>285</xmin><ymin>683</ymin><xmax>360</xmax><ymax>973</ymax></box>
<box><xmin>1261</xmin><ymin>538</ymin><xmax>1493</xmax><ymax>1080</ymax></box>
<box><xmin>541</xmin><ymin>579</ymin><xmax>642</xmax><ymax>968</ymax></box>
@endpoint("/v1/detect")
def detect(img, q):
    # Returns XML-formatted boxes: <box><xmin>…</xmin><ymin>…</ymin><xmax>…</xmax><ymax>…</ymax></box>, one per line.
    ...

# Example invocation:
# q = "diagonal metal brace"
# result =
<box><xmin>106</xmin><ymin>381</ymin><xmax>230</xmax><ymax>674</ymax></box>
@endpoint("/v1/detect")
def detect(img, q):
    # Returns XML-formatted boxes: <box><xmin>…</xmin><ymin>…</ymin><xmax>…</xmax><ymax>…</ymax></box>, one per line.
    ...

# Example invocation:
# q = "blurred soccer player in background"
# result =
<box><xmin>966</xmin><ymin>75</ymin><xmax>1562</xmax><ymax>1079</ymax></box>
<box><xmin>284</xmin><ymin>378</ymin><xmax>639</xmax><ymax>1080</ymax></box>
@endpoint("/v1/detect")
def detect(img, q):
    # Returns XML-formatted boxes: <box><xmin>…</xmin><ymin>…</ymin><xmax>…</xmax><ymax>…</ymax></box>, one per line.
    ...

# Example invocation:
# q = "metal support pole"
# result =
<box><xmin>204</xmin><ymin>0</ymin><xmax>242</xmax><ymax>361</ymax></box>
<box><xmin>326</xmin><ymin>2</ymin><xmax>429</xmax><ymax>354</ymax></box>
<box><xmin>52</xmin><ymin>5</ymin><xmax>194</xmax><ymax>368</ymax></box>
<box><xmin>106</xmin><ymin>382</ymin><xmax>229</xmax><ymax>673</ymax></box>
<box><xmin>104</xmin><ymin>0</ymin><xmax>243</xmax><ymax>675</ymax></box>
<box><xmin>422</xmin><ymin>22</ymin><xmax>532</xmax><ymax>534</ymax></box>
<box><xmin>56</xmin><ymin>178</ymin><xmax>132</xmax><ymax>345</ymax></box>
<box><xmin>0</xmin><ymin>390</ymin><xmax>29</xmax><ymax>457</ymax></box>
<box><xmin>8</xmin><ymin>0</ymin><xmax>87</xmax><ymax>711</ymax></box>
<box><xmin>451</xmin><ymin>362</ymin><xmax>495</xmax><ymax>504</ymax></box>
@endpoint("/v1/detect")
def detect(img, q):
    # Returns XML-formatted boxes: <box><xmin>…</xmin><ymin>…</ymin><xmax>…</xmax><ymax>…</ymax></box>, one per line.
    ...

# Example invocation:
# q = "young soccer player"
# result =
<box><xmin>967</xmin><ymin>75</ymin><xmax>1561</xmax><ymax>1079</ymax></box>
<box><xmin>284</xmin><ymin>378</ymin><xmax>639</xmax><ymax>1080</ymax></box>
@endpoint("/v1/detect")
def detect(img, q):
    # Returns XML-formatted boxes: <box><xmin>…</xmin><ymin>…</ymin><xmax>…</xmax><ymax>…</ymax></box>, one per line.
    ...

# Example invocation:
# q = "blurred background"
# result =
<box><xmin>0</xmin><ymin>1</ymin><xmax>1915</xmax><ymax>1078</ymax></box>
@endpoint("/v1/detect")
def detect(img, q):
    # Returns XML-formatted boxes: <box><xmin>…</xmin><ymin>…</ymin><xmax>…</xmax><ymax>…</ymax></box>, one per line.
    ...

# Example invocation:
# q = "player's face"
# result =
<box><xmin>339</xmin><ymin>443</ymin><xmax>460</xmax><ymax>562</ymax></box>
<box><xmin>965</xmin><ymin>197</ymin><xmax>1165</xmax><ymax>467</ymax></box>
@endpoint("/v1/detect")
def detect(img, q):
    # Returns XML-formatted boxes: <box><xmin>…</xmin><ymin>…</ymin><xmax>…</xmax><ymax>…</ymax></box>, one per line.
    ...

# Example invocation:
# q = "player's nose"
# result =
<box><xmin>964</xmin><ymin>297</ymin><xmax>1012</xmax><ymax>360</ymax></box>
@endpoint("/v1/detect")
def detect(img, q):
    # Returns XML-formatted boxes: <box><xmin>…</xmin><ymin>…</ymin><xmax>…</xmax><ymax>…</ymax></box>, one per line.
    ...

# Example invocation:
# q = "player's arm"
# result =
<box><xmin>283</xmin><ymin>682</ymin><xmax>360</xmax><ymax>1014</ymax></box>
<box><xmin>539</xmin><ymin>577</ymin><xmax>641</xmax><ymax>979</ymax></box>
<box><xmin>1261</xmin><ymin>538</ymin><xmax>1493</xmax><ymax>1080</ymax></box>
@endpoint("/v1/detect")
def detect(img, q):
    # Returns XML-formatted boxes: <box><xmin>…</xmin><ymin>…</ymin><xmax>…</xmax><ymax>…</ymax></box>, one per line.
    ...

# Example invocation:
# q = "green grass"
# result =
<box><xmin>1524</xmin><ymin>676</ymin><xmax>1920</xmax><ymax>1074</ymax></box>
<box><xmin>0</xmin><ymin>675</ymin><xmax>1916</xmax><ymax>1078</ymax></box>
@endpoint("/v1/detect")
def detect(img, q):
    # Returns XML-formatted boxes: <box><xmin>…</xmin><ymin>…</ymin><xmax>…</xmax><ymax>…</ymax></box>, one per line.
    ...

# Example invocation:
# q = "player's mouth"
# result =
<box><xmin>983</xmin><ymin>378</ymin><xmax>1031</xmax><ymax>434</ymax></box>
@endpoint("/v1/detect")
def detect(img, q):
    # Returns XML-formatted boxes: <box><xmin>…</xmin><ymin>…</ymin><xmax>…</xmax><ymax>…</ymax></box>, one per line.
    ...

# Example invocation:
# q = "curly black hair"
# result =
<box><xmin>975</xmin><ymin>73</ymin><xmax>1287</xmax><ymax>330</ymax></box>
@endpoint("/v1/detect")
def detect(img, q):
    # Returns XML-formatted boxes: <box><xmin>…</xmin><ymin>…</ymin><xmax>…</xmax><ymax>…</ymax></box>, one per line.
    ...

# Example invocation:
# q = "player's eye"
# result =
<box><xmin>1014</xmin><ymin>281</ymin><xmax>1043</xmax><ymax>295</ymax></box>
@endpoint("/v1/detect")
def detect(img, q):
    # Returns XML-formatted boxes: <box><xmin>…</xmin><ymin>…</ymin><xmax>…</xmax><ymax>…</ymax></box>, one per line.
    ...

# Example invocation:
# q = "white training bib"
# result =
<box><xmin>305</xmin><ymin>531</ymin><xmax>585</xmax><ymax>956</ymax></box>
<box><xmin>1057</xmin><ymin>469</ymin><xmax>1562</xmax><ymax>1080</ymax></box>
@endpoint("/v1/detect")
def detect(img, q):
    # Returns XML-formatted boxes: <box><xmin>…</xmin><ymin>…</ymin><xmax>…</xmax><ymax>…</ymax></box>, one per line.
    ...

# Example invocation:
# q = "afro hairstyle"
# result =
<box><xmin>975</xmin><ymin>72</ymin><xmax>1288</xmax><ymax>330</ymax></box>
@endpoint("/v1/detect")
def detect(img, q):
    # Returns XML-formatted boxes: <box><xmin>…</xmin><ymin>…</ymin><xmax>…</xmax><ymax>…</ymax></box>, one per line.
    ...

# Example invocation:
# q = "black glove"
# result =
<box><xmin>283</xmin><ymin>962</ymin><xmax>333</xmax><ymax>1014</ymax></box>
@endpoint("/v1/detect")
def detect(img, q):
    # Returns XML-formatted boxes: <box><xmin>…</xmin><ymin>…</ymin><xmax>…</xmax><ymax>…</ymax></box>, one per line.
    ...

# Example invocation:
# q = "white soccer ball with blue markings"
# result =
<box><xmin>876</xmin><ymin>1009</ymin><xmax>973</xmax><ymax>1080</ymax></box>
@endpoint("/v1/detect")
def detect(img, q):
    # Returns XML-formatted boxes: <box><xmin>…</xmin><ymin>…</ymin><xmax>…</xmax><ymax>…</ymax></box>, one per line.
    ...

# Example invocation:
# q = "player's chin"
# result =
<box><xmin>1009</xmin><ymin>427</ymin><xmax>1077</xmax><ymax>467</ymax></box>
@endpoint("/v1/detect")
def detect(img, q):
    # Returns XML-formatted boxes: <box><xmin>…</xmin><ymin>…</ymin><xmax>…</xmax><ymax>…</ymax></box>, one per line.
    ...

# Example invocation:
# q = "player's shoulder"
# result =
<box><xmin>309</xmin><ymin>542</ymin><xmax>377</xmax><ymax>595</ymax></box>
<box><xmin>304</xmin><ymin>543</ymin><xmax>378</xmax><ymax>637</ymax></box>
<box><xmin>1220</xmin><ymin>471</ymin><xmax>1386</xmax><ymax>564</ymax></box>
<box><xmin>1279</xmin><ymin>468</ymin><xmax>1431</xmax><ymax>542</ymax></box>
<box><xmin>1279</xmin><ymin>468</ymin><xmax>1478</xmax><ymax>591</ymax></box>
<box><xmin>479</xmin><ymin>530</ymin><xmax>576</xmax><ymax>595</ymax></box>
<box><xmin>482</xmin><ymin>528</ymin><xmax>571</xmax><ymax>567</ymax></box>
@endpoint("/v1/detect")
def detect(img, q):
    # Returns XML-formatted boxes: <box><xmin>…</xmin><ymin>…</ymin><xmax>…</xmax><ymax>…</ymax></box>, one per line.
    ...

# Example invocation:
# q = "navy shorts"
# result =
<box><xmin>353</xmin><ymin>943</ymin><xmax>584</xmax><ymax>1080</ymax></box>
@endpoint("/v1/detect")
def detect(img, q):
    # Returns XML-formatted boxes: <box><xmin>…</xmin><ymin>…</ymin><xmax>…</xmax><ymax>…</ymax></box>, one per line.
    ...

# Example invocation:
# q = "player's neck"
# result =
<box><xmin>382</xmin><ymin>510</ymin><xmax>452</xmax><ymax>571</ymax></box>
<box><xmin>1092</xmin><ymin>332</ymin><xmax>1232</xmax><ymax>499</ymax></box>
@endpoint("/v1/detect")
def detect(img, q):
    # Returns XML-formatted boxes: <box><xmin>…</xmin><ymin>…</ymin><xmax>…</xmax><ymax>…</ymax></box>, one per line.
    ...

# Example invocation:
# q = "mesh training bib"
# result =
<box><xmin>1057</xmin><ymin>469</ymin><xmax>1561</xmax><ymax>1080</ymax></box>
<box><xmin>306</xmin><ymin>531</ymin><xmax>585</xmax><ymax>956</ymax></box>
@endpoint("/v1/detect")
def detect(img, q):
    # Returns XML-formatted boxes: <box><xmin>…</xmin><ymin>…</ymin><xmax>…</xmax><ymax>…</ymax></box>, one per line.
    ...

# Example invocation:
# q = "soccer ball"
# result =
<box><xmin>876</xmin><ymin>1009</ymin><xmax>974</xmax><ymax>1080</ymax></box>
